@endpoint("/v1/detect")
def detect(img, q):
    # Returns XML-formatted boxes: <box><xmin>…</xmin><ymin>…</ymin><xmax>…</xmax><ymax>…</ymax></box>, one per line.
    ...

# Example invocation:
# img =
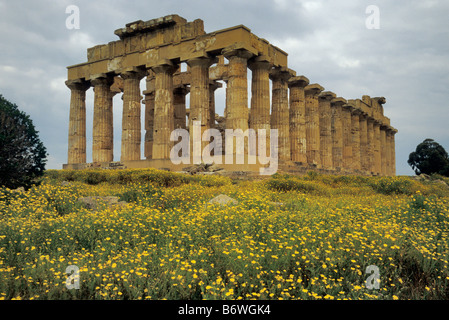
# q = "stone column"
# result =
<box><xmin>288</xmin><ymin>76</ymin><xmax>309</xmax><ymax>163</ymax></box>
<box><xmin>359</xmin><ymin>112</ymin><xmax>369</xmax><ymax>174</ymax></box>
<box><xmin>391</xmin><ymin>129</ymin><xmax>397</xmax><ymax>176</ymax></box>
<box><xmin>66</xmin><ymin>79</ymin><xmax>90</xmax><ymax>164</ymax></box>
<box><xmin>222</xmin><ymin>48</ymin><xmax>253</xmax><ymax>155</ymax></box>
<box><xmin>271</xmin><ymin>67</ymin><xmax>293</xmax><ymax>162</ymax></box>
<box><xmin>143</xmin><ymin>70</ymin><xmax>155</xmax><ymax>160</ymax></box>
<box><xmin>173</xmin><ymin>84</ymin><xmax>189</xmax><ymax>130</ymax></box>
<box><xmin>305</xmin><ymin>84</ymin><xmax>324</xmax><ymax>166</ymax></box>
<box><xmin>222</xmin><ymin>48</ymin><xmax>253</xmax><ymax>131</ymax></box>
<box><xmin>318</xmin><ymin>91</ymin><xmax>336</xmax><ymax>170</ymax></box>
<box><xmin>385</xmin><ymin>127</ymin><xmax>393</xmax><ymax>176</ymax></box>
<box><xmin>330</xmin><ymin>97</ymin><xmax>347</xmax><ymax>171</ymax></box>
<box><xmin>373</xmin><ymin>120</ymin><xmax>382</xmax><ymax>175</ymax></box>
<box><xmin>151</xmin><ymin>61</ymin><xmax>177</xmax><ymax>160</ymax></box>
<box><xmin>187</xmin><ymin>56</ymin><xmax>216</xmax><ymax>154</ymax></box>
<box><xmin>341</xmin><ymin>103</ymin><xmax>354</xmax><ymax>170</ymax></box>
<box><xmin>209</xmin><ymin>80</ymin><xmax>221</xmax><ymax>129</ymax></box>
<box><xmin>380</xmin><ymin>124</ymin><xmax>388</xmax><ymax>176</ymax></box>
<box><xmin>366</xmin><ymin>117</ymin><xmax>375</xmax><ymax>174</ymax></box>
<box><xmin>120</xmin><ymin>68</ymin><xmax>145</xmax><ymax>161</ymax></box>
<box><xmin>351</xmin><ymin>108</ymin><xmax>362</xmax><ymax>172</ymax></box>
<box><xmin>91</xmin><ymin>74</ymin><xmax>114</xmax><ymax>163</ymax></box>
<box><xmin>248</xmin><ymin>56</ymin><xmax>272</xmax><ymax>157</ymax></box>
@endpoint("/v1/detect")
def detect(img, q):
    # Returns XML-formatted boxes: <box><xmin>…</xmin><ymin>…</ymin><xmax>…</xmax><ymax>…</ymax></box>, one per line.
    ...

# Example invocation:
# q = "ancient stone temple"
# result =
<box><xmin>64</xmin><ymin>15</ymin><xmax>398</xmax><ymax>176</ymax></box>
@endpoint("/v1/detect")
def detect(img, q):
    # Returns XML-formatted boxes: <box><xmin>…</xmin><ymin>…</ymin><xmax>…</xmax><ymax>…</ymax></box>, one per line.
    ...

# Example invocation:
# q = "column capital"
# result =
<box><xmin>151</xmin><ymin>60</ymin><xmax>178</xmax><ymax>75</ymax></box>
<box><xmin>318</xmin><ymin>91</ymin><xmax>336</xmax><ymax>102</ymax></box>
<box><xmin>330</xmin><ymin>97</ymin><xmax>347</xmax><ymax>107</ymax></box>
<box><xmin>248</xmin><ymin>55</ymin><xmax>272</xmax><ymax>71</ymax></box>
<box><xmin>120</xmin><ymin>67</ymin><xmax>146</xmax><ymax>81</ymax></box>
<box><xmin>90</xmin><ymin>73</ymin><xmax>114</xmax><ymax>87</ymax></box>
<box><xmin>221</xmin><ymin>47</ymin><xmax>255</xmax><ymax>60</ymax></box>
<box><xmin>351</xmin><ymin>108</ymin><xmax>363</xmax><ymax>116</ymax></box>
<box><xmin>366</xmin><ymin>116</ymin><xmax>375</xmax><ymax>124</ymax></box>
<box><xmin>305</xmin><ymin>83</ymin><xmax>324</xmax><ymax>96</ymax></box>
<box><xmin>65</xmin><ymin>79</ymin><xmax>90</xmax><ymax>91</ymax></box>
<box><xmin>174</xmin><ymin>84</ymin><xmax>190</xmax><ymax>95</ymax></box>
<box><xmin>288</xmin><ymin>75</ymin><xmax>309</xmax><ymax>88</ymax></box>
<box><xmin>385</xmin><ymin>126</ymin><xmax>398</xmax><ymax>134</ymax></box>
<box><xmin>342</xmin><ymin>103</ymin><xmax>355</xmax><ymax>112</ymax></box>
<box><xmin>359</xmin><ymin>111</ymin><xmax>369</xmax><ymax>119</ymax></box>
<box><xmin>270</xmin><ymin>66</ymin><xmax>295</xmax><ymax>82</ymax></box>
<box><xmin>186</xmin><ymin>55</ymin><xmax>218</xmax><ymax>68</ymax></box>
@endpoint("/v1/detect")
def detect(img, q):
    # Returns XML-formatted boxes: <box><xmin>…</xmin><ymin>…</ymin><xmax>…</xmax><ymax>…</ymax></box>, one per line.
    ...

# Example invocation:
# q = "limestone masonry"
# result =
<box><xmin>64</xmin><ymin>15</ymin><xmax>397</xmax><ymax>175</ymax></box>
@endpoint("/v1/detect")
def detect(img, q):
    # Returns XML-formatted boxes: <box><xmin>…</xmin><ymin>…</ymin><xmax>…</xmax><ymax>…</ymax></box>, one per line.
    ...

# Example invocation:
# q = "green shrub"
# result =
<box><xmin>410</xmin><ymin>192</ymin><xmax>428</xmax><ymax>210</ymax></box>
<box><xmin>83</xmin><ymin>170</ymin><xmax>109</xmax><ymax>185</ymax></box>
<box><xmin>266</xmin><ymin>175</ymin><xmax>331</xmax><ymax>195</ymax></box>
<box><xmin>306</xmin><ymin>170</ymin><xmax>319</xmax><ymax>180</ymax></box>
<box><xmin>369</xmin><ymin>177</ymin><xmax>415</xmax><ymax>195</ymax></box>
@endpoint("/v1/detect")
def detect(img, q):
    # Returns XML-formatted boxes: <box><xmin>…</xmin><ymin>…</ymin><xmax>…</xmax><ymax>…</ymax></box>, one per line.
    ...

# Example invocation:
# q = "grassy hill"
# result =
<box><xmin>1</xmin><ymin>168</ymin><xmax>449</xmax><ymax>300</ymax></box>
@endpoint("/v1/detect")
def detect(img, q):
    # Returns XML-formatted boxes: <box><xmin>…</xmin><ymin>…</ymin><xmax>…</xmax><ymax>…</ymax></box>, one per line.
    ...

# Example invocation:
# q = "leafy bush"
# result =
<box><xmin>369</xmin><ymin>177</ymin><xmax>416</xmax><ymax>195</ymax></box>
<box><xmin>266</xmin><ymin>174</ymin><xmax>331</xmax><ymax>195</ymax></box>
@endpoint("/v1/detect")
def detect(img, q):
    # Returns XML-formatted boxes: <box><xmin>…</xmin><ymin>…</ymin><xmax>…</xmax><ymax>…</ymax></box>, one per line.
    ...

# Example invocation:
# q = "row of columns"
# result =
<box><xmin>287</xmin><ymin>77</ymin><xmax>397</xmax><ymax>175</ymax></box>
<box><xmin>67</xmin><ymin>48</ymin><xmax>397</xmax><ymax>175</ymax></box>
<box><xmin>67</xmin><ymin>70</ymin><xmax>145</xmax><ymax>165</ymax></box>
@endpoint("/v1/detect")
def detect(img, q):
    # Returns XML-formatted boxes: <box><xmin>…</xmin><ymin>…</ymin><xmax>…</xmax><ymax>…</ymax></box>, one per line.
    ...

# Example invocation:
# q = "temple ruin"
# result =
<box><xmin>64</xmin><ymin>15</ymin><xmax>398</xmax><ymax>175</ymax></box>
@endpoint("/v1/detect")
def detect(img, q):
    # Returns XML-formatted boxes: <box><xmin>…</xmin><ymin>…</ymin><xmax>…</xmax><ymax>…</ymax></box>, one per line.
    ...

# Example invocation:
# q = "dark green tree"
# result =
<box><xmin>0</xmin><ymin>94</ymin><xmax>47</xmax><ymax>189</ymax></box>
<box><xmin>408</xmin><ymin>138</ymin><xmax>449</xmax><ymax>176</ymax></box>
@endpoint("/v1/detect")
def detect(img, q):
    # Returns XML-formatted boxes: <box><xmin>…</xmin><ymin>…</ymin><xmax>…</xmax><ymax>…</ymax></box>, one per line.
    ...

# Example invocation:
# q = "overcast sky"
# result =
<box><xmin>1</xmin><ymin>0</ymin><xmax>448</xmax><ymax>175</ymax></box>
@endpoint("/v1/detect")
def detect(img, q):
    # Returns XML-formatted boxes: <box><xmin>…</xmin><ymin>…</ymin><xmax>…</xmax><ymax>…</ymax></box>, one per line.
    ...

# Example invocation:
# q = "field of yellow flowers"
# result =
<box><xmin>1</xmin><ymin>168</ymin><xmax>449</xmax><ymax>300</ymax></box>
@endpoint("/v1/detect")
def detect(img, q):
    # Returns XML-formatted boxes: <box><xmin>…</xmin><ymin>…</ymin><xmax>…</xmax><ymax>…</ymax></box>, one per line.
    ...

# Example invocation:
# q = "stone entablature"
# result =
<box><xmin>67</xmin><ymin>15</ymin><xmax>287</xmax><ymax>81</ymax></box>
<box><xmin>64</xmin><ymin>15</ymin><xmax>397</xmax><ymax>176</ymax></box>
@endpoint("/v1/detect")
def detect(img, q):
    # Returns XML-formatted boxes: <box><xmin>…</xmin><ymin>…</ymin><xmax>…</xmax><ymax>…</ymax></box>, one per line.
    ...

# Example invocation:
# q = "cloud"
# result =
<box><xmin>67</xmin><ymin>32</ymin><xmax>95</xmax><ymax>51</ymax></box>
<box><xmin>303</xmin><ymin>1</ymin><xmax>323</xmax><ymax>11</ymax></box>
<box><xmin>0</xmin><ymin>0</ymin><xmax>448</xmax><ymax>176</ymax></box>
